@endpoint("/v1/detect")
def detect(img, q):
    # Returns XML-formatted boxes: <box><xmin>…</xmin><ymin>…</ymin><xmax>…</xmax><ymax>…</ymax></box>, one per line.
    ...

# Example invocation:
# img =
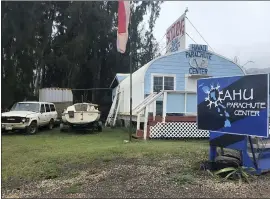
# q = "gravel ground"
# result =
<box><xmin>2</xmin><ymin>157</ymin><xmax>270</xmax><ymax>198</ymax></box>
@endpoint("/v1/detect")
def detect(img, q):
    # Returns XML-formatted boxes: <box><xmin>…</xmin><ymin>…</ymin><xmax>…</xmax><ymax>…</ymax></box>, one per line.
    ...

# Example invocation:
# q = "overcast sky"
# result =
<box><xmin>153</xmin><ymin>1</ymin><xmax>270</xmax><ymax>69</ymax></box>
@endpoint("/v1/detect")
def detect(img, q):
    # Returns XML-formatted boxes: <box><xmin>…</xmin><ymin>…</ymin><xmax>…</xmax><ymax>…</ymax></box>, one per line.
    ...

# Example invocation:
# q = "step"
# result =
<box><xmin>136</xmin><ymin>126</ymin><xmax>150</xmax><ymax>139</ymax></box>
<box><xmin>132</xmin><ymin>134</ymin><xmax>142</xmax><ymax>139</ymax></box>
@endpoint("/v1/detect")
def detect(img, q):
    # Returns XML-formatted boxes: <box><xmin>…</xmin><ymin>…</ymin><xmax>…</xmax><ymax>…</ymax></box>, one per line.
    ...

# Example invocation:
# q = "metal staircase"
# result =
<box><xmin>105</xmin><ymin>86</ymin><xmax>122</xmax><ymax>127</ymax></box>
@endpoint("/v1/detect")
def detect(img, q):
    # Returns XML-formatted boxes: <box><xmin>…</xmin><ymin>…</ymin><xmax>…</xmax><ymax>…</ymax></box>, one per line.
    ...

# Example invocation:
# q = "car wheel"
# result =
<box><xmin>48</xmin><ymin>119</ymin><xmax>54</xmax><ymax>130</ymax></box>
<box><xmin>26</xmin><ymin>121</ymin><xmax>38</xmax><ymax>135</ymax></box>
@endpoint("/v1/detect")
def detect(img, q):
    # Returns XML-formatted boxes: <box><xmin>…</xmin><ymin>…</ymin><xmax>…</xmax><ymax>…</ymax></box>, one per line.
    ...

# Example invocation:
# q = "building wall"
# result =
<box><xmin>144</xmin><ymin>51</ymin><xmax>245</xmax><ymax>114</ymax></box>
<box><xmin>118</xmin><ymin>67</ymin><xmax>146</xmax><ymax>113</ymax></box>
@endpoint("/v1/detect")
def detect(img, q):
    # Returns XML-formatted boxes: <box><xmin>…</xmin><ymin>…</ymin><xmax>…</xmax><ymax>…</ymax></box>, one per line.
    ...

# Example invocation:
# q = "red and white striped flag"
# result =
<box><xmin>117</xmin><ymin>0</ymin><xmax>130</xmax><ymax>53</ymax></box>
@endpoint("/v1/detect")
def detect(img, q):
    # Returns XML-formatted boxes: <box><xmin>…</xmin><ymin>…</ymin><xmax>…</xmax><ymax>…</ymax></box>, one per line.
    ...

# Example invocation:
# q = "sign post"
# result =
<box><xmin>197</xmin><ymin>74</ymin><xmax>270</xmax><ymax>174</ymax></box>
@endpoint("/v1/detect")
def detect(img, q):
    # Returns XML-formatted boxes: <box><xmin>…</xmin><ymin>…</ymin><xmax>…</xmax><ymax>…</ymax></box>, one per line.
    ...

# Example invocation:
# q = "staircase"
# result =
<box><xmin>135</xmin><ymin>91</ymin><xmax>164</xmax><ymax>114</ymax></box>
<box><xmin>132</xmin><ymin>92</ymin><xmax>157</xmax><ymax>114</ymax></box>
<box><xmin>134</xmin><ymin>91</ymin><xmax>165</xmax><ymax>139</ymax></box>
<box><xmin>105</xmin><ymin>86</ymin><xmax>122</xmax><ymax>127</ymax></box>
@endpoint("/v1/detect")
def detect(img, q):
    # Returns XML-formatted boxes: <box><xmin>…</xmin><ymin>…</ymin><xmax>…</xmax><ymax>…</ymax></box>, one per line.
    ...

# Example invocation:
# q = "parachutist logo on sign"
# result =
<box><xmin>205</xmin><ymin>84</ymin><xmax>224</xmax><ymax>108</ymax></box>
<box><xmin>200</xmin><ymin>84</ymin><xmax>231</xmax><ymax>127</ymax></box>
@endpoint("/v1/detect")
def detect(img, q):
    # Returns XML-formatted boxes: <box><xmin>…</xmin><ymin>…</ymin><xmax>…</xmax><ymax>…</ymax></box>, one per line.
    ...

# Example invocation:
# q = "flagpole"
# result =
<box><xmin>129</xmin><ymin>10</ymin><xmax>132</xmax><ymax>142</ymax></box>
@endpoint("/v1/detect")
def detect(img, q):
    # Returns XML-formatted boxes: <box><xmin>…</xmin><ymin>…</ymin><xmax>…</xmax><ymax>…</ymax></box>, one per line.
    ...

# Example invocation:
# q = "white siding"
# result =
<box><xmin>39</xmin><ymin>88</ymin><xmax>73</xmax><ymax>103</ymax></box>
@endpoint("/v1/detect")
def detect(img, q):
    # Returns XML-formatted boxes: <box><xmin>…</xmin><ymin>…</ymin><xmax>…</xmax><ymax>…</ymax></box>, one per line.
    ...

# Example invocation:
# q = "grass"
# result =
<box><xmin>1</xmin><ymin>127</ymin><xmax>209</xmax><ymax>185</ymax></box>
<box><xmin>63</xmin><ymin>183</ymin><xmax>83</xmax><ymax>194</ymax></box>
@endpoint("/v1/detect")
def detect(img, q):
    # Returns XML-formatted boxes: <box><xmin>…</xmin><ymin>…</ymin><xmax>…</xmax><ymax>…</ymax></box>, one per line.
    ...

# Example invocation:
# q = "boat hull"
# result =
<box><xmin>62</xmin><ymin>111</ymin><xmax>100</xmax><ymax>125</ymax></box>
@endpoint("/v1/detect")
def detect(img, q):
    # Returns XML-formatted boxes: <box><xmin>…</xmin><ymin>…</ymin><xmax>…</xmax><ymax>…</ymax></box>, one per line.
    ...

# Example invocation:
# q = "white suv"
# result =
<box><xmin>1</xmin><ymin>101</ymin><xmax>58</xmax><ymax>134</ymax></box>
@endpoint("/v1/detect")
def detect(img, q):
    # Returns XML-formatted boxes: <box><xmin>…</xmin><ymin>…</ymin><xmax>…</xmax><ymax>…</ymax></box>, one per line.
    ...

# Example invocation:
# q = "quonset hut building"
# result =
<box><xmin>106</xmin><ymin>44</ymin><xmax>246</xmax><ymax>139</ymax></box>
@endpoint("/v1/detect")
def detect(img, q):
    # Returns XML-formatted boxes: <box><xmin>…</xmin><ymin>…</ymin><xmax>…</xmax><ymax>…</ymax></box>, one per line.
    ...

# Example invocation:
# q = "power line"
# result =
<box><xmin>185</xmin><ymin>16</ymin><xmax>214</xmax><ymax>52</ymax></box>
<box><xmin>186</xmin><ymin>32</ymin><xmax>197</xmax><ymax>44</ymax></box>
<box><xmin>157</xmin><ymin>33</ymin><xmax>166</xmax><ymax>46</ymax></box>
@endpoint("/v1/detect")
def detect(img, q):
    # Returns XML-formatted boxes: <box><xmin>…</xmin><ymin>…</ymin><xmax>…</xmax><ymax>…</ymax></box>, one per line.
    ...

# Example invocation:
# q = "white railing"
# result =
<box><xmin>135</xmin><ymin>90</ymin><xmax>197</xmax><ymax>140</ymax></box>
<box><xmin>132</xmin><ymin>92</ymin><xmax>157</xmax><ymax>113</ymax></box>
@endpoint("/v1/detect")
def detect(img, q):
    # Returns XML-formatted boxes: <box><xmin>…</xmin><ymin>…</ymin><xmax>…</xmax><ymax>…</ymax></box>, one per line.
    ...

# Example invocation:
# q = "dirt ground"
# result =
<box><xmin>2</xmin><ymin>157</ymin><xmax>270</xmax><ymax>198</ymax></box>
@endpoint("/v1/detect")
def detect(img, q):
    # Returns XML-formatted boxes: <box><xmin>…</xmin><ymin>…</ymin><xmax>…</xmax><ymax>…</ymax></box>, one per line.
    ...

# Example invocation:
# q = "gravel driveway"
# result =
<box><xmin>2</xmin><ymin>157</ymin><xmax>270</xmax><ymax>198</ymax></box>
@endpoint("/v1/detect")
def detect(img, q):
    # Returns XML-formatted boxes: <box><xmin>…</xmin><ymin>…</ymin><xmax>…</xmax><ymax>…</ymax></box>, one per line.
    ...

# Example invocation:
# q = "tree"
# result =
<box><xmin>1</xmin><ymin>1</ymin><xmax>163</xmax><ymax>108</ymax></box>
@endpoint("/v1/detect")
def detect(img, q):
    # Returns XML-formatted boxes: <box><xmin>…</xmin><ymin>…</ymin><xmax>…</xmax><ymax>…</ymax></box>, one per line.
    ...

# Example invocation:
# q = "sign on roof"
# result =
<box><xmin>186</xmin><ymin>44</ymin><xmax>212</xmax><ymax>75</ymax></box>
<box><xmin>166</xmin><ymin>13</ymin><xmax>186</xmax><ymax>53</ymax></box>
<box><xmin>197</xmin><ymin>74</ymin><xmax>269</xmax><ymax>137</ymax></box>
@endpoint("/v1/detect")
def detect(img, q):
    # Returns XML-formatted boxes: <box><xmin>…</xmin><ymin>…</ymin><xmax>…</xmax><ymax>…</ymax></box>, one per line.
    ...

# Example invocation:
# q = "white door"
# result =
<box><xmin>44</xmin><ymin>104</ymin><xmax>52</xmax><ymax>125</ymax></box>
<box><xmin>39</xmin><ymin>104</ymin><xmax>47</xmax><ymax>126</ymax></box>
<box><xmin>49</xmin><ymin>104</ymin><xmax>58</xmax><ymax>120</ymax></box>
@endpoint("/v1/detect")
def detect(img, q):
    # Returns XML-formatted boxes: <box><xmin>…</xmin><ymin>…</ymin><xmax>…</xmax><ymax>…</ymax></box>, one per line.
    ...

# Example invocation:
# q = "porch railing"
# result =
<box><xmin>135</xmin><ymin>90</ymin><xmax>197</xmax><ymax>140</ymax></box>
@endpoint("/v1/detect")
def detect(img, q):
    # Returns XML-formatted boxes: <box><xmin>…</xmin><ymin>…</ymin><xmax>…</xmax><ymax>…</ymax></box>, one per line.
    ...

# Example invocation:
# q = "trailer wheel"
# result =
<box><xmin>60</xmin><ymin>123</ymin><xmax>70</xmax><ymax>132</ymax></box>
<box><xmin>97</xmin><ymin>125</ymin><xmax>102</xmax><ymax>132</ymax></box>
<box><xmin>60</xmin><ymin>123</ymin><xmax>64</xmax><ymax>132</ymax></box>
<box><xmin>48</xmin><ymin>119</ymin><xmax>54</xmax><ymax>130</ymax></box>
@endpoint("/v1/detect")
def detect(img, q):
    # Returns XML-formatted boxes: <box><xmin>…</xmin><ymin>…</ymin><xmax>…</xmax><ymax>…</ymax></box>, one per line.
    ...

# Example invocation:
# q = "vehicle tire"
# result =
<box><xmin>48</xmin><ymin>119</ymin><xmax>54</xmax><ymax>130</ymax></box>
<box><xmin>26</xmin><ymin>121</ymin><xmax>38</xmax><ymax>135</ymax></box>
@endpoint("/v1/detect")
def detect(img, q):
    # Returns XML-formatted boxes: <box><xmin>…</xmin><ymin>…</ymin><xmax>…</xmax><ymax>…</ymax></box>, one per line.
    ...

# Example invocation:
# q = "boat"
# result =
<box><xmin>60</xmin><ymin>103</ymin><xmax>102</xmax><ymax>132</ymax></box>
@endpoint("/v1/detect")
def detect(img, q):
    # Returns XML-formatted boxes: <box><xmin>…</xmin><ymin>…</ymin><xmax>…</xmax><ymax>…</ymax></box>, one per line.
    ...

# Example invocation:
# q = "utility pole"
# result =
<box><xmin>129</xmin><ymin>9</ymin><xmax>132</xmax><ymax>142</ymax></box>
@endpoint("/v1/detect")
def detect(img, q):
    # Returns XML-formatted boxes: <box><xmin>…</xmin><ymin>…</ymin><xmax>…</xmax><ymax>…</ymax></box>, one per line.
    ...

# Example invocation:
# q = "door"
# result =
<box><xmin>49</xmin><ymin>104</ymin><xmax>57</xmax><ymax>120</ymax></box>
<box><xmin>44</xmin><ymin>103</ymin><xmax>51</xmax><ymax>124</ymax></box>
<box><xmin>39</xmin><ymin>104</ymin><xmax>47</xmax><ymax>126</ymax></box>
<box><xmin>156</xmin><ymin>101</ymin><xmax>163</xmax><ymax>116</ymax></box>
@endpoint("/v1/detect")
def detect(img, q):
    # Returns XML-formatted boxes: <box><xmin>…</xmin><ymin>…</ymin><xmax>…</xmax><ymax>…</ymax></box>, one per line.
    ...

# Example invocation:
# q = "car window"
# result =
<box><xmin>50</xmin><ymin>104</ymin><xmax>56</xmax><ymax>111</ymax></box>
<box><xmin>40</xmin><ymin>104</ymin><xmax>45</xmax><ymax>113</ymax></box>
<box><xmin>45</xmin><ymin>104</ymin><xmax>50</xmax><ymax>112</ymax></box>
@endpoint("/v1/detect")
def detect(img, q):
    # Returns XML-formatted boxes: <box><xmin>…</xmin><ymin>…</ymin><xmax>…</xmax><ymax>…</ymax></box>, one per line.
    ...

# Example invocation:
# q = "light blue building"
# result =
<box><xmin>106</xmin><ymin>44</ymin><xmax>245</xmax><ymax>139</ymax></box>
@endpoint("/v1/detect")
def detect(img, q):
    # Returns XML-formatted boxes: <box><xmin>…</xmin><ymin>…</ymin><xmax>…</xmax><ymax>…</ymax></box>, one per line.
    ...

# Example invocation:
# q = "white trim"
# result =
<box><xmin>187</xmin><ymin>74</ymin><xmax>213</xmax><ymax>78</ymax></box>
<box><xmin>164</xmin><ymin>90</ymin><xmax>196</xmax><ymax>94</ymax></box>
<box><xmin>162</xmin><ymin>92</ymin><xmax>167</xmax><ymax>123</ymax></box>
<box><xmin>184</xmin><ymin>74</ymin><xmax>200</xmax><ymax>92</ymax></box>
<box><xmin>109</xmin><ymin>73</ymin><xmax>129</xmax><ymax>88</ymax></box>
<box><xmin>184</xmin><ymin>92</ymin><xmax>187</xmax><ymax>114</ymax></box>
<box><xmin>137</xmin><ymin>113</ymin><xmax>141</xmax><ymax>130</ymax></box>
<box><xmin>151</xmin><ymin>73</ymin><xmax>176</xmax><ymax>93</ymax></box>
<box><xmin>144</xmin><ymin>105</ymin><xmax>149</xmax><ymax>140</ymax></box>
<box><xmin>153</xmin><ymin>100</ymin><xmax>156</xmax><ymax>120</ymax></box>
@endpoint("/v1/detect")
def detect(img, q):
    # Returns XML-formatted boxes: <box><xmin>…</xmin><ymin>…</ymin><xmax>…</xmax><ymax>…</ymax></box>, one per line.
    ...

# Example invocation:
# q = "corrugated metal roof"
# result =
<box><xmin>116</xmin><ymin>73</ymin><xmax>129</xmax><ymax>83</ymax></box>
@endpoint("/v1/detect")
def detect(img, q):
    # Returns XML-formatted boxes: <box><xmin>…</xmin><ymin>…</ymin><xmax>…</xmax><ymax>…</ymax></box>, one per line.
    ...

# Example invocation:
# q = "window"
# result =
<box><xmin>40</xmin><ymin>104</ymin><xmax>45</xmax><ymax>113</ymax></box>
<box><xmin>153</xmin><ymin>77</ymin><xmax>163</xmax><ymax>92</ymax></box>
<box><xmin>45</xmin><ymin>104</ymin><xmax>50</xmax><ymax>112</ymax></box>
<box><xmin>164</xmin><ymin>77</ymin><xmax>174</xmax><ymax>90</ymax></box>
<box><xmin>152</xmin><ymin>75</ymin><xmax>175</xmax><ymax>92</ymax></box>
<box><xmin>11</xmin><ymin>103</ymin><xmax>39</xmax><ymax>112</ymax></box>
<box><xmin>50</xmin><ymin>104</ymin><xmax>56</xmax><ymax>111</ymax></box>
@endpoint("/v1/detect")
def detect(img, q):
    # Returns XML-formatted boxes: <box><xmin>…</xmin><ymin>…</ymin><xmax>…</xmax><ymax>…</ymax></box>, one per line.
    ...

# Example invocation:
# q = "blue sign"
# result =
<box><xmin>197</xmin><ymin>74</ymin><xmax>269</xmax><ymax>137</ymax></box>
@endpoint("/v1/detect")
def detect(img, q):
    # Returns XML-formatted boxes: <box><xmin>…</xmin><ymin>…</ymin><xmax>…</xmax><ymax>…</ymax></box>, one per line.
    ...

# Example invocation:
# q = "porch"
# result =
<box><xmin>106</xmin><ymin>90</ymin><xmax>208</xmax><ymax>139</ymax></box>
